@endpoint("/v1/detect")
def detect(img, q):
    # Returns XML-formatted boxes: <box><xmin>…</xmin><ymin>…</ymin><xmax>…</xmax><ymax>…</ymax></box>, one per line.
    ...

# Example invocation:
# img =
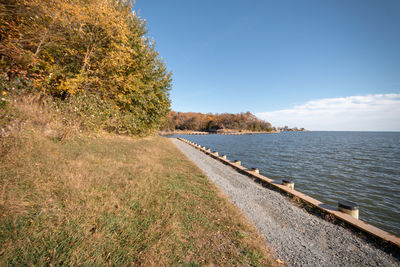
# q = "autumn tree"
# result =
<box><xmin>164</xmin><ymin>111</ymin><xmax>274</xmax><ymax>132</ymax></box>
<box><xmin>0</xmin><ymin>0</ymin><xmax>171</xmax><ymax>135</ymax></box>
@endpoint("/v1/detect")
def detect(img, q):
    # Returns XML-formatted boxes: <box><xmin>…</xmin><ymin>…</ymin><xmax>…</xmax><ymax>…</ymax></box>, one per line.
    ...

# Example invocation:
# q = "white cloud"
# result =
<box><xmin>256</xmin><ymin>94</ymin><xmax>400</xmax><ymax>131</ymax></box>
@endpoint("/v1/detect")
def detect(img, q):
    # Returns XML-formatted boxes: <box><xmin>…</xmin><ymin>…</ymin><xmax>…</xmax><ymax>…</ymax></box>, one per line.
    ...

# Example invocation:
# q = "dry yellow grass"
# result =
<box><xmin>0</xmin><ymin>100</ymin><xmax>277</xmax><ymax>266</ymax></box>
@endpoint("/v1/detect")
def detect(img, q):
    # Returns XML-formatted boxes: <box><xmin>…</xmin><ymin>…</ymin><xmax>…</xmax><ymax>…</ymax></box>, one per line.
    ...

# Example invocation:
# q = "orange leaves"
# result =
<box><xmin>169</xmin><ymin>112</ymin><xmax>273</xmax><ymax>132</ymax></box>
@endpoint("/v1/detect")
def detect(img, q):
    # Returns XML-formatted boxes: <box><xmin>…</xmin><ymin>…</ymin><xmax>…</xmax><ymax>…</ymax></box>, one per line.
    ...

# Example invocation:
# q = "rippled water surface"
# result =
<box><xmin>173</xmin><ymin>132</ymin><xmax>400</xmax><ymax>236</ymax></box>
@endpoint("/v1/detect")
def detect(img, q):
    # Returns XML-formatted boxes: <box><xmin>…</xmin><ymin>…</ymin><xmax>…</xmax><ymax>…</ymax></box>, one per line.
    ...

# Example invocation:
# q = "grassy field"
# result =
<box><xmin>0</xmin><ymin>115</ymin><xmax>276</xmax><ymax>265</ymax></box>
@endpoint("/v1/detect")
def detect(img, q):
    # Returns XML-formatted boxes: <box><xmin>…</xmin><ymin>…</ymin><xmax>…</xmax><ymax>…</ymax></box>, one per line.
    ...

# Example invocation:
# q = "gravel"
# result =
<box><xmin>171</xmin><ymin>138</ymin><xmax>400</xmax><ymax>267</ymax></box>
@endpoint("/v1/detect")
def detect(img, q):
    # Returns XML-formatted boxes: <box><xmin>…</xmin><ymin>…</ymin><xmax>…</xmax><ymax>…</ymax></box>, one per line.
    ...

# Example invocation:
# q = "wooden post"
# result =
<box><xmin>282</xmin><ymin>179</ymin><xmax>294</xmax><ymax>190</ymax></box>
<box><xmin>338</xmin><ymin>200</ymin><xmax>359</xmax><ymax>219</ymax></box>
<box><xmin>250</xmin><ymin>168</ymin><xmax>259</xmax><ymax>174</ymax></box>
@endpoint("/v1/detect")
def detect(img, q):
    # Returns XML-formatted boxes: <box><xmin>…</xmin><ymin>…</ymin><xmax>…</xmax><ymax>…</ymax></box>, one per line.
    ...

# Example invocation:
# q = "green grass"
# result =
<box><xmin>0</xmin><ymin>104</ymin><xmax>275</xmax><ymax>266</ymax></box>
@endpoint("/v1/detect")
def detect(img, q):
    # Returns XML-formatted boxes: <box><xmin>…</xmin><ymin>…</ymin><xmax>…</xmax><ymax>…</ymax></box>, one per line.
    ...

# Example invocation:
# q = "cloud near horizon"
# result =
<box><xmin>256</xmin><ymin>94</ymin><xmax>400</xmax><ymax>131</ymax></box>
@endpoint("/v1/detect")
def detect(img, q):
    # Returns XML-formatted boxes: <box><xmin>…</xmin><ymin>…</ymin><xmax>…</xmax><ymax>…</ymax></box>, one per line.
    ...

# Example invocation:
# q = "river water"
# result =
<box><xmin>172</xmin><ymin>132</ymin><xmax>400</xmax><ymax>236</ymax></box>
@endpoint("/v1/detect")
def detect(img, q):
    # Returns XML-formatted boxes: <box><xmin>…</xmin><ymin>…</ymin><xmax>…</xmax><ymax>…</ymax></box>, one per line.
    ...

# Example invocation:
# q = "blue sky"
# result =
<box><xmin>135</xmin><ymin>0</ymin><xmax>400</xmax><ymax>130</ymax></box>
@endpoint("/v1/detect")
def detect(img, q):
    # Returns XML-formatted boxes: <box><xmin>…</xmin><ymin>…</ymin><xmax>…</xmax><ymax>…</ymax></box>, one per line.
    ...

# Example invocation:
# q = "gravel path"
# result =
<box><xmin>171</xmin><ymin>138</ymin><xmax>399</xmax><ymax>267</ymax></box>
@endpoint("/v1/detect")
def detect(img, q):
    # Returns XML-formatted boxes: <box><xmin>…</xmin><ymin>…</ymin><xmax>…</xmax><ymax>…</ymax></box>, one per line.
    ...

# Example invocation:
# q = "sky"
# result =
<box><xmin>134</xmin><ymin>0</ymin><xmax>400</xmax><ymax>131</ymax></box>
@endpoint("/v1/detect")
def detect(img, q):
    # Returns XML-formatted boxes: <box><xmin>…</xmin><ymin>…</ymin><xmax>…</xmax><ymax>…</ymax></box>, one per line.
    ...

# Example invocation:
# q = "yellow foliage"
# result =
<box><xmin>1</xmin><ymin>0</ymin><xmax>172</xmax><ymax>135</ymax></box>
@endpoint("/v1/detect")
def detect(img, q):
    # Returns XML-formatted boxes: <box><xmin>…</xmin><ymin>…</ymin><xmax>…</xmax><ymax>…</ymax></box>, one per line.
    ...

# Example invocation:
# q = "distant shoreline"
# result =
<box><xmin>160</xmin><ymin>129</ymin><xmax>310</xmax><ymax>136</ymax></box>
<box><xmin>160</xmin><ymin>130</ymin><xmax>281</xmax><ymax>135</ymax></box>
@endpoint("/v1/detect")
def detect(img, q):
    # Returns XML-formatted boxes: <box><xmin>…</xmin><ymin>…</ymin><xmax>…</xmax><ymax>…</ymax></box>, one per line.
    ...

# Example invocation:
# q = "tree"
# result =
<box><xmin>0</xmin><ymin>0</ymin><xmax>172</xmax><ymax>135</ymax></box>
<box><xmin>167</xmin><ymin>111</ymin><xmax>274</xmax><ymax>132</ymax></box>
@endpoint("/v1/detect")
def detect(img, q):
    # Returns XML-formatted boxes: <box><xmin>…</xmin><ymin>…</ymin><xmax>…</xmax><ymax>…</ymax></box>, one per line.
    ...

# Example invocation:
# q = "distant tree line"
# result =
<box><xmin>278</xmin><ymin>126</ymin><xmax>305</xmax><ymax>132</ymax></box>
<box><xmin>0</xmin><ymin>0</ymin><xmax>171</xmax><ymax>135</ymax></box>
<box><xmin>162</xmin><ymin>111</ymin><xmax>275</xmax><ymax>132</ymax></box>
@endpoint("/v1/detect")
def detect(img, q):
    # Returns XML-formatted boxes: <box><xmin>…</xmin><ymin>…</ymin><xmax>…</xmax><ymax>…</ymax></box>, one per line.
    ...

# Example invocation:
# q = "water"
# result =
<box><xmin>172</xmin><ymin>132</ymin><xmax>400</xmax><ymax>236</ymax></box>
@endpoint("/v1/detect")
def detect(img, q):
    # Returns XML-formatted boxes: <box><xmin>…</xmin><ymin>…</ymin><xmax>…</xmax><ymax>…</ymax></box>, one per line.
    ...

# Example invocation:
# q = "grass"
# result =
<box><xmin>0</xmin><ymin>102</ymin><xmax>275</xmax><ymax>265</ymax></box>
